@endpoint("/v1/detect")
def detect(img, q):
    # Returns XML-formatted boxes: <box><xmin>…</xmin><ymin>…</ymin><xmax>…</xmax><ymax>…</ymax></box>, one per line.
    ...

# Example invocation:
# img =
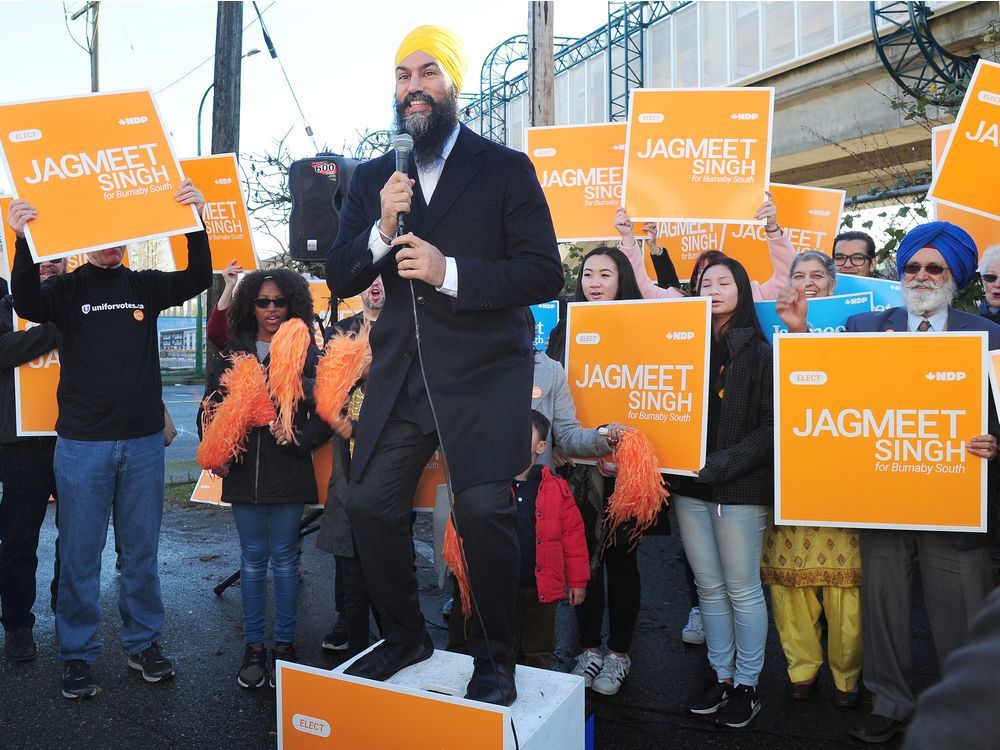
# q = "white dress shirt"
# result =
<box><xmin>907</xmin><ymin>307</ymin><xmax>949</xmax><ymax>332</ymax></box>
<box><xmin>367</xmin><ymin>125</ymin><xmax>462</xmax><ymax>297</ymax></box>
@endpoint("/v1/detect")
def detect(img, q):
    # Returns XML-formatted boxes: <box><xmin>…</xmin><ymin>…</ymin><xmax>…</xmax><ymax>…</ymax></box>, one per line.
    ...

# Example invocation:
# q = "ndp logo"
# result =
<box><xmin>807</xmin><ymin>208</ymin><xmax>832</xmax><ymax>217</ymax></box>
<box><xmin>214</xmin><ymin>177</ymin><xmax>233</xmax><ymax>185</ymax></box>
<box><xmin>118</xmin><ymin>116</ymin><xmax>149</xmax><ymax>126</ymax></box>
<box><xmin>292</xmin><ymin>713</ymin><xmax>331</xmax><ymax>738</ymax></box>
<box><xmin>789</xmin><ymin>370</ymin><xmax>828</xmax><ymax>386</ymax></box>
<box><xmin>925</xmin><ymin>371</ymin><xmax>967</xmax><ymax>382</ymax></box>
<box><xmin>729</xmin><ymin>112</ymin><xmax>759</xmax><ymax>120</ymax></box>
<box><xmin>575</xmin><ymin>332</ymin><xmax>600</xmax><ymax>345</ymax></box>
<box><xmin>843</xmin><ymin>296</ymin><xmax>869</xmax><ymax>306</ymax></box>
<box><xmin>665</xmin><ymin>331</ymin><xmax>695</xmax><ymax>341</ymax></box>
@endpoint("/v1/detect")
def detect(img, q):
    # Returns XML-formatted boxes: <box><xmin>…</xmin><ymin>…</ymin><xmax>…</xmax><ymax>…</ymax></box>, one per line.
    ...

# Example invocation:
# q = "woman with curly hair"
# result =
<box><xmin>202</xmin><ymin>269</ymin><xmax>330</xmax><ymax>690</ymax></box>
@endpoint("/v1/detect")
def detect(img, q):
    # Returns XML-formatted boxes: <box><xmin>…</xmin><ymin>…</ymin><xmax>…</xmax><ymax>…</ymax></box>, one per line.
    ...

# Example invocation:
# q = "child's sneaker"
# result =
<box><xmin>591</xmin><ymin>652</ymin><xmax>630</xmax><ymax>696</ymax></box>
<box><xmin>571</xmin><ymin>650</ymin><xmax>604</xmax><ymax>688</ymax></box>
<box><xmin>716</xmin><ymin>684</ymin><xmax>761</xmax><ymax>728</ymax></box>
<box><xmin>236</xmin><ymin>643</ymin><xmax>267</xmax><ymax>689</ymax></box>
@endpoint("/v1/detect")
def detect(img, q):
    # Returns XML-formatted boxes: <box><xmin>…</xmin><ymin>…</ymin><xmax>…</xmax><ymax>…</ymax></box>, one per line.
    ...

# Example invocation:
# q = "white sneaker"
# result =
<box><xmin>571</xmin><ymin>650</ymin><xmax>604</xmax><ymax>688</ymax></box>
<box><xmin>682</xmin><ymin>606</ymin><xmax>705</xmax><ymax>645</ymax></box>
<box><xmin>591</xmin><ymin>652</ymin><xmax>630</xmax><ymax>696</ymax></box>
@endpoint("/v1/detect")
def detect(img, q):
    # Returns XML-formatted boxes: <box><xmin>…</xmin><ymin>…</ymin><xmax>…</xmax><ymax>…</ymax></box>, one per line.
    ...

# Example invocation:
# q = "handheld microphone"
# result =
<box><xmin>392</xmin><ymin>133</ymin><xmax>414</xmax><ymax>234</ymax></box>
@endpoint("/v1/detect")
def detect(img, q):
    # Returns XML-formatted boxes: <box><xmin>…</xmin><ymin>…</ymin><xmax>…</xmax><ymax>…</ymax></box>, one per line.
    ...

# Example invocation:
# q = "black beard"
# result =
<box><xmin>393</xmin><ymin>88</ymin><xmax>459</xmax><ymax>169</ymax></box>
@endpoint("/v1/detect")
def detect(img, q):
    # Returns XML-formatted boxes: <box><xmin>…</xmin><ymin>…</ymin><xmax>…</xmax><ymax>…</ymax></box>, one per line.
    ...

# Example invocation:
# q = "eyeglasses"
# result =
<box><xmin>982</xmin><ymin>273</ymin><xmax>1000</xmax><ymax>284</ymax></box>
<box><xmin>901</xmin><ymin>262</ymin><xmax>949</xmax><ymax>277</ymax></box>
<box><xmin>833</xmin><ymin>253</ymin><xmax>873</xmax><ymax>267</ymax></box>
<box><xmin>254</xmin><ymin>297</ymin><xmax>289</xmax><ymax>309</ymax></box>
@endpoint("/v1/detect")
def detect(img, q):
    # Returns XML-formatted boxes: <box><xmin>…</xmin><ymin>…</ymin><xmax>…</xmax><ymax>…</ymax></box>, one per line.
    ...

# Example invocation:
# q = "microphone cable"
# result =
<box><xmin>398</xmin><ymin>210</ymin><xmax>521</xmax><ymax>750</ymax></box>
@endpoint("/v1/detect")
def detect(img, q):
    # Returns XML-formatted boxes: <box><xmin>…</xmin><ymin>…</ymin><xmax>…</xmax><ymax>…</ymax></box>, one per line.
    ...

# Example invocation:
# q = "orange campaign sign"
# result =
<box><xmin>990</xmin><ymin>350</ymin><xmax>1000</xmax><ymax>422</ymax></box>
<box><xmin>775</xmin><ymin>333</ymin><xmax>988</xmax><ymax>531</ymax></box>
<box><xmin>168</xmin><ymin>153</ymin><xmax>258</xmax><ymax>272</ymax></box>
<box><xmin>623</xmin><ymin>87</ymin><xmax>774</xmax><ymax>224</ymax></box>
<box><xmin>1</xmin><ymin>195</ymin><xmax>59</xmax><ymax>435</ymax></box>
<box><xmin>307</xmin><ymin>279</ymin><xmax>362</xmax><ymax>327</ymax></box>
<box><xmin>565</xmin><ymin>298</ymin><xmax>711</xmax><ymax>475</ymax></box>
<box><xmin>277</xmin><ymin>661</ymin><xmax>509</xmax><ymax>750</ymax></box>
<box><xmin>643</xmin><ymin>183</ymin><xmax>845</xmax><ymax>284</ymax></box>
<box><xmin>527</xmin><ymin>123</ymin><xmax>626</xmax><ymax>242</ymax></box>
<box><xmin>0</xmin><ymin>90</ymin><xmax>201</xmax><ymax>262</ymax></box>
<box><xmin>931</xmin><ymin>125</ymin><xmax>1000</xmax><ymax>257</ymax></box>
<box><xmin>928</xmin><ymin>60</ymin><xmax>1000</xmax><ymax>221</ymax></box>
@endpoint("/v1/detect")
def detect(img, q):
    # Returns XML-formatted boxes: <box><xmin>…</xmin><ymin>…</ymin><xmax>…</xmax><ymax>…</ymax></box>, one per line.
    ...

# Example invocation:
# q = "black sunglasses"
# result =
<box><xmin>982</xmin><ymin>273</ymin><xmax>999</xmax><ymax>284</ymax></box>
<box><xmin>901</xmin><ymin>262</ymin><xmax>949</xmax><ymax>277</ymax></box>
<box><xmin>254</xmin><ymin>297</ymin><xmax>289</xmax><ymax>309</ymax></box>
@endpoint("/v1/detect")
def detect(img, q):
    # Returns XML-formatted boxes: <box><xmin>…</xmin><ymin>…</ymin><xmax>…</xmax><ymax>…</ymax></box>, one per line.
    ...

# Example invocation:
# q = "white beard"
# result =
<box><xmin>901</xmin><ymin>278</ymin><xmax>957</xmax><ymax>316</ymax></box>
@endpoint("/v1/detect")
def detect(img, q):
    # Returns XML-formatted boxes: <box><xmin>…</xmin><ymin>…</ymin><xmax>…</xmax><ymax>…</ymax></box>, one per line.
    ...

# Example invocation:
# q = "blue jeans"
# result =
<box><xmin>54</xmin><ymin>432</ymin><xmax>165</xmax><ymax>662</ymax></box>
<box><xmin>231</xmin><ymin>503</ymin><xmax>304</xmax><ymax>644</ymax></box>
<box><xmin>674</xmin><ymin>495</ymin><xmax>768</xmax><ymax>687</ymax></box>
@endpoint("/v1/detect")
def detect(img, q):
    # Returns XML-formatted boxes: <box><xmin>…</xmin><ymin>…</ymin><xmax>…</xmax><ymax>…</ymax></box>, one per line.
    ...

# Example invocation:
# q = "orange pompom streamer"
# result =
<box><xmin>443</xmin><ymin>517</ymin><xmax>471</xmax><ymax>620</ymax></box>
<box><xmin>315</xmin><ymin>325</ymin><xmax>371</xmax><ymax>435</ymax></box>
<box><xmin>604</xmin><ymin>429</ymin><xmax>669</xmax><ymax>548</ymax></box>
<box><xmin>197</xmin><ymin>353</ymin><xmax>276</xmax><ymax>472</ymax></box>
<box><xmin>266</xmin><ymin>318</ymin><xmax>312</xmax><ymax>444</ymax></box>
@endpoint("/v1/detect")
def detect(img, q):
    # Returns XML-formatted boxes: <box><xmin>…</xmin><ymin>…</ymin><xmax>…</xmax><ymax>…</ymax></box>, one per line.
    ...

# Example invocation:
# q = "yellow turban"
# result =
<box><xmin>395</xmin><ymin>25</ymin><xmax>467</xmax><ymax>92</ymax></box>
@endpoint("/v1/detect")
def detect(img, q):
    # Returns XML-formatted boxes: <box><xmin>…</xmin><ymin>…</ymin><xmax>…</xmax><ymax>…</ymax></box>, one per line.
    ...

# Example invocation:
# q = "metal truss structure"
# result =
<box><xmin>460</xmin><ymin>2</ymin><xmax>691</xmax><ymax>144</ymax></box>
<box><xmin>870</xmin><ymin>1</ymin><xmax>979</xmax><ymax>107</ymax></box>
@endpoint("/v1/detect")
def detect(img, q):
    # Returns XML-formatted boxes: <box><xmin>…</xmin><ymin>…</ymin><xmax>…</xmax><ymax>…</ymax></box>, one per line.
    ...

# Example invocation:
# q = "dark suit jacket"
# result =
<box><xmin>325</xmin><ymin>125</ymin><xmax>564</xmax><ymax>491</ymax></box>
<box><xmin>846</xmin><ymin>306</ymin><xmax>1000</xmax><ymax>549</ymax></box>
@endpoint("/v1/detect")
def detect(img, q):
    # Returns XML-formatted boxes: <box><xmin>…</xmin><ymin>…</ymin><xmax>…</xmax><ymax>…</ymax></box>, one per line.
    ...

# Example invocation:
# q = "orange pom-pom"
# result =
<box><xmin>443</xmin><ymin>517</ymin><xmax>471</xmax><ymax>619</ymax></box>
<box><xmin>197</xmin><ymin>353</ymin><xmax>276</xmax><ymax>472</ymax></box>
<box><xmin>604</xmin><ymin>429</ymin><xmax>669</xmax><ymax>548</ymax></box>
<box><xmin>267</xmin><ymin>318</ymin><xmax>312</xmax><ymax>444</ymax></box>
<box><xmin>315</xmin><ymin>325</ymin><xmax>371</xmax><ymax>434</ymax></box>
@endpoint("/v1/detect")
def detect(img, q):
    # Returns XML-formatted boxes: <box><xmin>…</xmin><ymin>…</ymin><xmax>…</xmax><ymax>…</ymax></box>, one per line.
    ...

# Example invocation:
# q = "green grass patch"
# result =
<box><xmin>165</xmin><ymin>482</ymin><xmax>196</xmax><ymax>503</ymax></box>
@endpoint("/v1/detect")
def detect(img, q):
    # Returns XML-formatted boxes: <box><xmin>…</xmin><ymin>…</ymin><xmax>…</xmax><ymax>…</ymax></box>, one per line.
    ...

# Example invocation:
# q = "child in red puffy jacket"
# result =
<box><xmin>511</xmin><ymin>411</ymin><xmax>590</xmax><ymax>669</ymax></box>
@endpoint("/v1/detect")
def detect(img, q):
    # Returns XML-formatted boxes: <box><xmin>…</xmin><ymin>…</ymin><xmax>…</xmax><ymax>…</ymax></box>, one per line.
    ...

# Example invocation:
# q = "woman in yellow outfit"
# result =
<box><xmin>762</xmin><ymin>250</ymin><xmax>862</xmax><ymax>707</ymax></box>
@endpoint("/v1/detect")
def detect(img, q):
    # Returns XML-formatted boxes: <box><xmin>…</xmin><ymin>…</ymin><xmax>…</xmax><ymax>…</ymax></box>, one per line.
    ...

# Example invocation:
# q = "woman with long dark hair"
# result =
<box><xmin>544</xmin><ymin>246</ymin><xmax>646</xmax><ymax>696</ymax></box>
<box><xmin>203</xmin><ymin>269</ymin><xmax>329</xmax><ymax>690</ymax></box>
<box><xmin>670</xmin><ymin>257</ymin><xmax>774</xmax><ymax>729</ymax></box>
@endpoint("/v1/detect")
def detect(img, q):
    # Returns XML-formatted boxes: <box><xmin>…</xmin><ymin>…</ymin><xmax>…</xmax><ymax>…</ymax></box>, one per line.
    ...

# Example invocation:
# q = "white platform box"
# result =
<box><xmin>276</xmin><ymin>643</ymin><xmax>585</xmax><ymax>749</ymax></box>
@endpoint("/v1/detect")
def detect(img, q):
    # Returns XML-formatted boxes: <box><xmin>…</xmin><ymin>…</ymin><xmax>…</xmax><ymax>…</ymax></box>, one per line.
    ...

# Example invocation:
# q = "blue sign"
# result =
<box><xmin>755</xmin><ymin>292</ymin><xmax>874</xmax><ymax>343</ymax></box>
<box><xmin>833</xmin><ymin>274</ymin><xmax>903</xmax><ymax>313</ymax></box>
<box><xmin>530</xmin><ymin>301</ymin><xmax>560</xmax><ymax>350</ymax></box>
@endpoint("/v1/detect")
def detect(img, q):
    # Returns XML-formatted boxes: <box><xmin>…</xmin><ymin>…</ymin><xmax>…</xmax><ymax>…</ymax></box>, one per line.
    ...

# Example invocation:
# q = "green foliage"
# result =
<box><xmin>561</xmin><ymin>243</ymin><xmax>585</xmax><ymax>295</ymax></box>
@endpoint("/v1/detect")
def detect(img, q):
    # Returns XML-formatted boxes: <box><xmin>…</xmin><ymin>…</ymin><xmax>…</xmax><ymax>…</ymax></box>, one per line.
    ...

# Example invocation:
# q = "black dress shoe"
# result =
<box><xmin>849</xmin><ymin>712</ymin><xmax>906</xmax><ymax>744</ymax></box>
<box><xmin>464</xmin><ymin>658</ymin><xmax>517</xmax><ymax>706</ymax></box>
<box><xmin>343</xmin><ymin>632</ymin><xmax>433</xmax><ymax>681</ymax></box>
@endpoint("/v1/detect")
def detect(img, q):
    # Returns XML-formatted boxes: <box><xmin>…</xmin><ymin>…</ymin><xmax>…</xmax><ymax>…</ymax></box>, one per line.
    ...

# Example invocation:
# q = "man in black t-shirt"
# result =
<box><xmin>6</xmin><ymin>180</ymin><xmax>211</xmax><ymax>699</ymax></box>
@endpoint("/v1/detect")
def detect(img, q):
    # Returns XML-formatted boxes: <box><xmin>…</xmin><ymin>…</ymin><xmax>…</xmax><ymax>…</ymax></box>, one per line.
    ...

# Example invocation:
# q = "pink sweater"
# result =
<box><xmin>621</xmin><ymin>229</ymin><xmax>796</xmax><ymax>302</ymax></box>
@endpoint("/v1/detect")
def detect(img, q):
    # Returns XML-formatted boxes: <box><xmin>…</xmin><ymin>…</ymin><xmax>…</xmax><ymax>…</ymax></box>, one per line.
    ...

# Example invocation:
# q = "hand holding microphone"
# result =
<box><xmin>379</xmin><ymin>133</ymin><xmax>415</xmax><ymax>238</ymax></box>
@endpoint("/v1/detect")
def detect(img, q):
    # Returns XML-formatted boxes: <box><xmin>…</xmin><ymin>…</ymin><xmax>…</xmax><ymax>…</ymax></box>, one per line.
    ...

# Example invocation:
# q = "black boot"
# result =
<box><xmin>464</xmin><ymin>638</ymin><xmax>517</xmax><ymax>706</ymax></box>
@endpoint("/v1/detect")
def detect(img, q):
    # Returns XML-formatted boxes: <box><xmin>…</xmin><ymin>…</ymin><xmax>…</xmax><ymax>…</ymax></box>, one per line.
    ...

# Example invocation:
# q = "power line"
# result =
<box><xmin>155</xmin><ymin>1</ymin><xmax>275</xmax><ymax>95</ymax></box>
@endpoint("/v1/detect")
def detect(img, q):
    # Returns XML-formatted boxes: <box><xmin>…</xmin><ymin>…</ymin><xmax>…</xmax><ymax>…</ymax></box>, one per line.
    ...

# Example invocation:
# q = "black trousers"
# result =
<box><xmin>575</xmin><ymin>541</ymin><xmax>641</xmax><ymax>654</ymax></box>
<box><xmin>0</xmin><ymin>439</ymin><xmax>57</xmax><ymax>631</ymax></box>
<box><xmin>347</xmin><ymin>418</ymin><xmax>519</xmax><ymax>660</ymax></box>
<box><xmin>334</xmin><ymin>552</ymin><xmax>381</xmax><ymax>656</ymax></box>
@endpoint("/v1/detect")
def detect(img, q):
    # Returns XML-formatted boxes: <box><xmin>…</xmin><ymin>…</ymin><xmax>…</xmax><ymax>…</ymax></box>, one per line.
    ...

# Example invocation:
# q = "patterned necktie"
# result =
<box><xmin>917</xmin><ymin>320</ymin><xmax>931</xmax><ymax>332</ymax></box>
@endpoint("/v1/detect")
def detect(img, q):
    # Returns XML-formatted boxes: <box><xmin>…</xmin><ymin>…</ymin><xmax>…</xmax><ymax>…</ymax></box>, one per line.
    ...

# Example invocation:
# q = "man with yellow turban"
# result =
<box><xmin>326</xmin><ymin>25</ymin><xmax>563</xmax><ymax>706</ymax></box>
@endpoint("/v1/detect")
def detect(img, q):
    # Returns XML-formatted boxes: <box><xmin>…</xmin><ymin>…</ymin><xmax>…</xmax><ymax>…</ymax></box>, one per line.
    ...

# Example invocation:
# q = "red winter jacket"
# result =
<box><xmin>533</xmin><ymin>466</ymin><xmax>591</xmax><ymax>603</ymax></box>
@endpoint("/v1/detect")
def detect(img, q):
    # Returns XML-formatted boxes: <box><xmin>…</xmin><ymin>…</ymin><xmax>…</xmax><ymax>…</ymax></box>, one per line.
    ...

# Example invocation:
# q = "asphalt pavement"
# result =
<box><xmin>1</xmin><ymin>489</ymin><xmax>943</xmax><ymax>749</ymax></box>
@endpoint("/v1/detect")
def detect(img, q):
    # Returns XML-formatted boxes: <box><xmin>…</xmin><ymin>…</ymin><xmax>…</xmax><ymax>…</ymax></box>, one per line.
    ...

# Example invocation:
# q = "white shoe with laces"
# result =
<box><xmin>591</xmin><ymin>652</ymin><xmax>630</xmax><ymax>696</ymax></box>
<box><xmin>571</xmin><ymin>650</ymin><xmax>604</xmax><ymax>688</ymax></box>
<box><xmin>682</xmin><ymin>606</ymin><xmax>706</xmax><ymax>645</ymax></box>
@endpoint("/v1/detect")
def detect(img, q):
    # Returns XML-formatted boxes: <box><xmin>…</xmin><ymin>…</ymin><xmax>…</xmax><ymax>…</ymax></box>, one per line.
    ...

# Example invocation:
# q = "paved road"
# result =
<box><xmin>163</xmin><ymin>383</ymin><xmax>203</xmax><ymax>485</ymax></box>
<box><xmin>1</xmin><ymin>494</ymin><xmax>940</xmax><ymax>749</ymax></box>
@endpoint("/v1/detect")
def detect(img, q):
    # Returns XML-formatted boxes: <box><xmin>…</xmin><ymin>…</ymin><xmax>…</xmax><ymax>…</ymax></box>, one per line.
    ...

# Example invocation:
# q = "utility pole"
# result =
<box><xmin>201</xmin><ymin>1</ymin><xmax>245</xmax><ymax>378</ymax></box>
<box><xmin>527</xmin><ymin>1</ymin><xmax>555</xmax><ymax>127</ymax></box>
<box><xmin>69</xmin><ymin>1</ymin><xmax>100</xmax><ymax>91</ymax></box>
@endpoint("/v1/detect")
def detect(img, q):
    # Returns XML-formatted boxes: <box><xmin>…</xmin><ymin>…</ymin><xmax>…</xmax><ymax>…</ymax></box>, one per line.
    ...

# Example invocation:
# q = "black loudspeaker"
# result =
<box><xmin>288</xmin><ymin>154</ymin><xmax>360</xmax><ymax>262</ymax></box>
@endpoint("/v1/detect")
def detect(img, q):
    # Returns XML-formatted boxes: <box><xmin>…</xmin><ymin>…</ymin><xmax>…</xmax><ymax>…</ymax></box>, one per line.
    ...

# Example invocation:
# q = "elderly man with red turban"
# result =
<box><xmin>325</xmin><ymin>25</ymin><xmax>563</xmax><ymax>706</ymax></box>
